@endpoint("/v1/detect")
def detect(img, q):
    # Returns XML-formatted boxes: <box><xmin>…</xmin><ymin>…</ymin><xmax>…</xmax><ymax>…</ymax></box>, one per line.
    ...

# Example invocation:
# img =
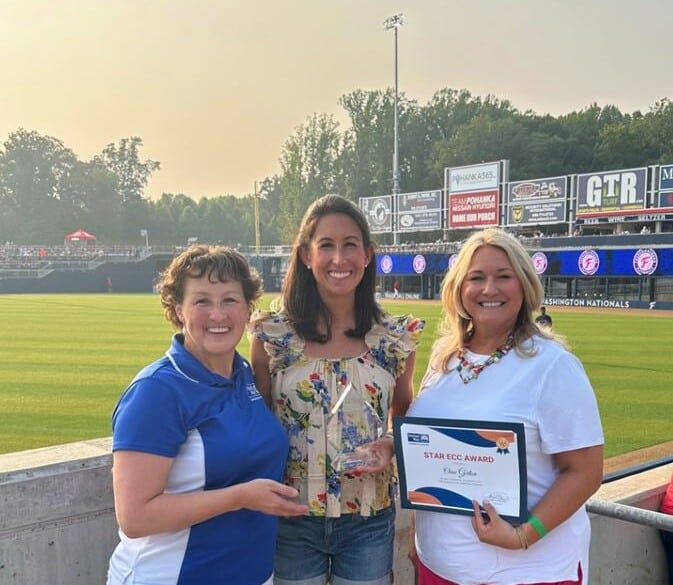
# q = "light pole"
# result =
<box><xmin>253</xmin><ymin>181</ymin><xmax>261</xmax><ymax>255</ymax></box>
<box><xmin>383</xmin><ymin>13</ymin><xmax>404</xmax><ymax>245</ymax></box>
<box><xmin>140</xmin><ymin>229</ymin><xmax>148</xmax><ymax>251</ymax></box>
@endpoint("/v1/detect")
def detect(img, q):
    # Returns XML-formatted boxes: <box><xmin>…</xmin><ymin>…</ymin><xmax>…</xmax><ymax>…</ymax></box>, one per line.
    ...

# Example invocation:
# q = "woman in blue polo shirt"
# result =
<box><xmin>107</xmin><ymin>245</ymin><xmax>307</xmax><ymax>585</ymax></box>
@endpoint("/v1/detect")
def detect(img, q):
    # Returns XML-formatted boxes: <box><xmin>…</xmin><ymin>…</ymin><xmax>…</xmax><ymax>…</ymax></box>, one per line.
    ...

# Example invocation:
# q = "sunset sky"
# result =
<box><xmin>2</xmin><ymin>0</ymin><xmax>672</xmax><ymax>200</ymax></box>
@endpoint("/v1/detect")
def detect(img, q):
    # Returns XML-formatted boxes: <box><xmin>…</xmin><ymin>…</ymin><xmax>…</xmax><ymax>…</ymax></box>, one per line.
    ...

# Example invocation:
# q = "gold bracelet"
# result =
<box><xmin>515</xmin><ymin>526</ymin><xmax>529</xmax><ymax>550</ymax></box>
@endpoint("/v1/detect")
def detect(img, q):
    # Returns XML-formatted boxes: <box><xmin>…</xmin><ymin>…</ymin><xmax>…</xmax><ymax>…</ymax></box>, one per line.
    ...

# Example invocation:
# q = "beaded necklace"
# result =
<box><xmin>455</xmin><ymin>335</ymin><xmax>514</xmax><ymax>384</ymax></box>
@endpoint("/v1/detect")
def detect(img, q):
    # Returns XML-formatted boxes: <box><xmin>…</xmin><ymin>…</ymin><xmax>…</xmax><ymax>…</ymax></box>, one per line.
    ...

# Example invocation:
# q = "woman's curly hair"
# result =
<box><xmin>159</xmin><ymin>245</ymin><xmax>262</xmax><ymax>329</ymax></box>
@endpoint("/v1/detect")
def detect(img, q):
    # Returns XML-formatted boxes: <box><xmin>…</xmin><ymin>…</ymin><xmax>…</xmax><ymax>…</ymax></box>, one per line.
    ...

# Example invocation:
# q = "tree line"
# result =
<box><xmin>2</xmin><ymin>88</ymin><xmax>673</xmax><ymax>246</ymax></box>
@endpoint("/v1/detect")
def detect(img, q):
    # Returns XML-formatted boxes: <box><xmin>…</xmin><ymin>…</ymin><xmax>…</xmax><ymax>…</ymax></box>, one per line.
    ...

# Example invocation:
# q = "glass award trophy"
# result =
<box><xmin>328</xmin><ymin>383</ymin><xmax>384</xmax><ymax>473</ymax></box>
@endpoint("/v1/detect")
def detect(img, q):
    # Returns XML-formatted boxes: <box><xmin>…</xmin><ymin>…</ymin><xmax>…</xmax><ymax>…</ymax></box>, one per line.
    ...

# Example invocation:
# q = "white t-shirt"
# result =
<box><xmin>407</xmin><ymin>336</ymin><xmax>604</xmax><ymax>585</ymax></box>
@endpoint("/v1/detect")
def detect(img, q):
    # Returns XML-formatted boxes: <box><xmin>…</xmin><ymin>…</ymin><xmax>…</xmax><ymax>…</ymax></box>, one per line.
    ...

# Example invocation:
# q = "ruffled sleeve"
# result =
<box><xmin>249</xmin><ymin>310</ymin><xmax>305</xmax><ymax>373</ymax></box>
<box><xmin>365</xmin><ymin>313</ymin><xmax>425</xmax><ymax>378</ymax></box>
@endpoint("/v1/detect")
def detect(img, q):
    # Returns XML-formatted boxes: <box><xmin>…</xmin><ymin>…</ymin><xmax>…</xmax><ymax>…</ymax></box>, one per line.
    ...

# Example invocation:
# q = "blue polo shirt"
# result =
<box><xmin>107</xmin><ymin>334</ymin><xmax>288</xmax><ymax>585</ymax></box>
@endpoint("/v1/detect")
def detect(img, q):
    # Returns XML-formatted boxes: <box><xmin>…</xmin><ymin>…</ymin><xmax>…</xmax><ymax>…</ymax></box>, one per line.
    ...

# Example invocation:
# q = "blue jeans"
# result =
<box><xmin>273</xmin><ymin>507</ymin><xmax>395</xmax><ymax>585</ymax></box>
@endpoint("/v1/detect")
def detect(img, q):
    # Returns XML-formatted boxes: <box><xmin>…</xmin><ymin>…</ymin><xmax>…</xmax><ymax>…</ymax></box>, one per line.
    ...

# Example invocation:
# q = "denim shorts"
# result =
<box><xmin>273</xmin><ymin>507</ymin><xmax>395</xmax><ymax>585</ymax></box>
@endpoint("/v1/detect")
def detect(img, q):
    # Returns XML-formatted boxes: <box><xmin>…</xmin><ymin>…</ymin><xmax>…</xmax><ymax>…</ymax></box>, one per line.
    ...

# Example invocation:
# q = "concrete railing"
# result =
<box><xmin>0</xmin><ymin>440</ymin><xmax>671</xmax><ymax>585</ymax></box>
<box><xmin>0</xmin><ymin>440</ymin><xmax>117</xmax><ymax>585</ymax></box>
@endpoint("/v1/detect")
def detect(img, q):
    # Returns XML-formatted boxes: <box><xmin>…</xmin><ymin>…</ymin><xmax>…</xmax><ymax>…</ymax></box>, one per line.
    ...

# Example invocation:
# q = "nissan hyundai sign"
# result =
<box><xmin>446</xmin><ymin>161</ymin><xmax>500</xmax><ymax>229</ymax></box>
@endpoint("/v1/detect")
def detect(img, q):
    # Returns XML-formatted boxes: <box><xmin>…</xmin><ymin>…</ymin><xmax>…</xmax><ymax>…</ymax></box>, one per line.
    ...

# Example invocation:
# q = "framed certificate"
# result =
<box><xmin>393</xmin><ymin>416</ymin><xmax>527</xmax><ymax>523</ymax></box>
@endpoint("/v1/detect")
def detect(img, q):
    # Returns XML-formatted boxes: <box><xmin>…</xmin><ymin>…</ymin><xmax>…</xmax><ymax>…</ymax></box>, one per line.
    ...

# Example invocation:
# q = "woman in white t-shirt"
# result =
<box><xmin>406</xmin><ymin>227</ymin><xmax>604</xmax><ymax>585</ymax></box>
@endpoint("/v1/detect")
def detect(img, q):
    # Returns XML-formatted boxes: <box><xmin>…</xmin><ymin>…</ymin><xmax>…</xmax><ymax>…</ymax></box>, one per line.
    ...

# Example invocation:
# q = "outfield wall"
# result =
<box><xmin>0</xmin><ymin>259</ymin><xmax>163</xmax><ymax>294</ymax></box>
<box><xmin>0</xmin><ymin>441</ymin><xmax>670</xmax><ymax>585</ymax></box>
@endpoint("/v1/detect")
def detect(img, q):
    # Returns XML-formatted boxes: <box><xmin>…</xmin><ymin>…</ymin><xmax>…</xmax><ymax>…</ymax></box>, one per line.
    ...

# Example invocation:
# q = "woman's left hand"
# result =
<box><xmin>471</xmin><ymin>500</ymin><xmax>521</xmax><ymax>550</ymax></box>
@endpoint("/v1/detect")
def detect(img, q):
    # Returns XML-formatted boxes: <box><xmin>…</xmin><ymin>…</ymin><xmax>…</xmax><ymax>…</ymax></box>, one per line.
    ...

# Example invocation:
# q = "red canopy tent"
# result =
<box><xmin>64</xmin><ymin>229</ymin><xmax>97</xmax><ymax>244</ymax></box>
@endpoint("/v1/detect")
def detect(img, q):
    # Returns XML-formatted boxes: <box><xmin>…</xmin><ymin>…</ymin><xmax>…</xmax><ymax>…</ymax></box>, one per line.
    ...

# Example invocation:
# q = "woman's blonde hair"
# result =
<box><xmin>429</xmin><ymin>228</ymin><xmax>563</xmax><ymax>372</ymax></box>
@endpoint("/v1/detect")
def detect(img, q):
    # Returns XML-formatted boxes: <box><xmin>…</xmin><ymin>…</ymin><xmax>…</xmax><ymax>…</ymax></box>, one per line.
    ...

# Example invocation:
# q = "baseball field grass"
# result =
<box><xmin>0</xmin><ymin>293</ymin><xmax>670</xmax><ymax>457</ymax></box>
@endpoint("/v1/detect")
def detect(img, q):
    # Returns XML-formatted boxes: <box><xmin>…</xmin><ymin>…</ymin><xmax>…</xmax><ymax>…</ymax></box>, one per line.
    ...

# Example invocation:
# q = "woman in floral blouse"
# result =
<box><xmin>250</xmin><ymin>194</ymin><xmax>424</xmax><ymax>585</ymax></box>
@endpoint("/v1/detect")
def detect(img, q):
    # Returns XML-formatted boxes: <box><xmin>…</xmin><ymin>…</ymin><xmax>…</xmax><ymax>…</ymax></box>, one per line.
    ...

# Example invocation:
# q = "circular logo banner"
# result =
<box><xmin>531</xmin><ymin>252</ymin><xmax>548</xmax><ymax>275</ymax></box>
<box><xmin>413</xmin><ymin>255</ymin><xmax>426</xmax><ymax>274</ymax></box>
<box><xmin>380</xmin><ymin>254</ymin><xmax>393</xmax><ymax>274</ymax></box>
<box><xmin>632</xmin><ymin>248</ymin><xmax>658</xmax><ymax>275</ymax></box>
<box><xmin>578</xmin><ymin>249</ymin><xmax>600</xmax><ymax>276</ymax></box>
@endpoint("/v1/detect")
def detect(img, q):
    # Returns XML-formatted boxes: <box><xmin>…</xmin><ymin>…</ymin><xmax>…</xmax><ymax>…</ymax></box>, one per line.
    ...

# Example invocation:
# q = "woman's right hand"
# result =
<box><xmin>471</xmin><ymin>499</ymin><xmax>521</xmax><ymax>550</ymax></box>
<box><xmin>240</xmin><ymin>478</ymin><xmax>309</xmax><ymax>516</ymax></box>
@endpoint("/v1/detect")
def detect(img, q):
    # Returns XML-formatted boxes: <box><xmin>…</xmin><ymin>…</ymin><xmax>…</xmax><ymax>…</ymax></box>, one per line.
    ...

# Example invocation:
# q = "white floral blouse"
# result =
<box><xmin>250</xmin><ymin>310</ymin><xmax>424</xmax><ymax>517</ymax></box>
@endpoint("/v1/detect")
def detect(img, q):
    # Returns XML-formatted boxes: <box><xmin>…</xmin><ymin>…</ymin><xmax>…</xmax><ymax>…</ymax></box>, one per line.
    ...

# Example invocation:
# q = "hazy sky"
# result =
<box><xmin>2</xmin><ymin>0</ymin><xmax>672</xmax><ymax>200</ymax></box>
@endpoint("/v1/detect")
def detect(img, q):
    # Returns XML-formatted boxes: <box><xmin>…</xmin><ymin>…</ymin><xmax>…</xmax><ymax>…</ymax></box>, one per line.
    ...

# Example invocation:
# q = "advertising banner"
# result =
<box><xmin>576</xmin><ymin>167</ymin><xmax>647</xmax><ymax>216</ymax></box>
<box><xmin>446</xmin><ymin>162</ymin><xmax>501</xmax><ymax>229</ymax></box>
<box><xmin>524</xmin><ymin>248</ymin><xmax>673</xmax><ymax>277</ymax></box>
<box><xmin>377</xmin><ymin>253</ymin><xmax>450</xmax><ymax>276</ymax></box>
<box><xmin>658</xmin><ymin>164</ymin><xmax>673</xmax><ymax>192</ymax></box>
<box><xmin>446</xmin><ymin>162</ymin><xmax>500</xmax><ymax>193</ymax></box>
<box><xmin>576</xmin><ymin>211</ymin><xmax>673</xmax><ymax>225</ymax></box>
<box><xmin>505</xmin><ymin>176</ymin><xmax>567</xmax><ymax>226</ymax></box>
<box><xmin>448</xmin><ymin>191</ymin><xmax>499</xmax><ymax>228</ymax></box>
<box><xmin>657</xmin><ymin>192</ymin><xmax>673</xmax><ymax>208</ymax></box>
<box><xmin>359</xmin><ymin>195</ymin><xmax>393</xmax><ymax>234</ymax></box>
<box><xmin>397</xmin><ymin>190</ymin><xmax>443</xmax><ymax>232</ymax></box>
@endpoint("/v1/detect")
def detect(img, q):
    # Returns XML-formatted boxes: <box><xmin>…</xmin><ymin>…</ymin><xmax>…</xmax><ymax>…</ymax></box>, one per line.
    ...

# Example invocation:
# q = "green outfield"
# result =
<box><xmin>1</xmin><ymin>294</ymin><xmax>670</xmax><ymax>457</ymax></box>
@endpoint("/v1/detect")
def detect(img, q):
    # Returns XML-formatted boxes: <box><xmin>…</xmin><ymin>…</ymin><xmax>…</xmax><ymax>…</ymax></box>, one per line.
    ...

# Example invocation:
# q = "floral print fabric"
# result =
<box><xmin>250</xmin><ymin>310</ymin><xmax>424</xmax><ymax>517</ymax></box>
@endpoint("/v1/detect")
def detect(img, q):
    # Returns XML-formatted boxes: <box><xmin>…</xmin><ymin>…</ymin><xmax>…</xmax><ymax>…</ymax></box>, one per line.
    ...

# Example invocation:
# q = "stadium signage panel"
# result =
<box><xmin>379</xmin><ymin>254</ymin><xmax>394</xmax><ymax>274</ymax></box>
<box><xmin>506</xmin><ymin>175</ymin><xmax>567</xmax><ymax>226</ymax></box>
<box><xmin>533</xmin><ymin>248</ymin><xmax>673</xmax><ymax>277</ymax></box>
<box><xmin>652</xmin><ymin>164</ymin><xmax>673</xmax><ymax>209</ymax></box>
<box><xmin>577</xmin><ymin>212</ymin><xmax>673</xmax><ymax>224</ymax></box>
<box><xmin>448</xmin><ymin>191</ymin><xmax>499</xmax><ymax>228</ymax></box>
<box><xmin>658</xmin><ymin>164</ymin><xmax>673</xmax><ymax>192</ymax></box>
<box><xmin>397</xmin><ymin>190</ymin><xmax>443</xmax><ymax>232</ymax></box>
<box><xmin>446</xmin><ymin>161</ymin><xmax>500</xmax><ymax>193</ymax></box>
<box><xmin>542</xmin><ymin>297</ymin><xmax>673</xmax><ymax>310</ymax></box>
<box><xmin>576</xmin><ymin>167</ymin><xmax>647</xmax><ymax>216</ymax></box>
<box><xmin>359</xmin><ymin>195</ymin><xmax>393</xmax><ymax>234</ymax></box>
<box><xmin>531</xmin><ymin>252</ymin><xmax>548</xmax><ymax>274</ymax></box>
<box><xmin>657</xmin><ymin>193</ymin><xmax>673</xmax><ymax>208</ymax></box>
<box><xmin>543</xmin><ymin>297</ymin><xmax>638</xmax><ymax>309</ymax></box>
<box><xmin>633</xmin><ymin>248</ymin><xmax>658</xmax><ymax>276</ymax></box>
<box><xmin>375</xmin><ymin>253</ymin><xmax>450</xmax><ymax>275</ymax></box>
<box><xmin>446</xmin><ymin>161</ymin><xmax>501</xmax><ymax>229</ymax></box>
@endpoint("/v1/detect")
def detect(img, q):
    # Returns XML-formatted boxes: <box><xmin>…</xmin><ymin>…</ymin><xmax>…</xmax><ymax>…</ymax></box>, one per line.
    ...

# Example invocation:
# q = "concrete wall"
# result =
<box><xmin>588</xmin><ymin>463</ymin><xmax>672</xmax><ymax>585</ymax></box>
<box><xmin>0</xmin><ymin>440</ymin><xmax>118</xmax><ymax>585</ymax></box>
<box><xmin>0</xmin><ymin>441</ymin><xmax>670</xmax><ymax>585</ymax></box>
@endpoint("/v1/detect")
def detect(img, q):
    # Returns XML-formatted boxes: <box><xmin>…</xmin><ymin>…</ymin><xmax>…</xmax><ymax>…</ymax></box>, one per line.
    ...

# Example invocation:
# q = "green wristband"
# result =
<box><xmin>528</xmin><ymin>514</ymin><xmax>548</xmax><ymax>538</ymax></box>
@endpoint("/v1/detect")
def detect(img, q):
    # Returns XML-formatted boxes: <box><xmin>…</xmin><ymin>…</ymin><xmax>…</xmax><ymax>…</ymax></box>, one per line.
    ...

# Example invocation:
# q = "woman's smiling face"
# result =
<box><xmin>301</xmin><ymin>212</ymin><xmax>371</xmax><ymax>302</ymax></box>
<box><xmin>460</xmin><ymin>245</ymin><xmax>524</xmax><ymax>335</ymax></box>
<box><xmin>175</xmin><ymin>276</ymin><xmax>249</xmax><ymax>376</ymax></box>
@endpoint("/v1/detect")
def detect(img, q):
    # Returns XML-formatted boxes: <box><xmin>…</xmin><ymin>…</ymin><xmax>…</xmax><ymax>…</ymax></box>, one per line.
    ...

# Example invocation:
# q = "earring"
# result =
<box><xmin>306</xmin><ymin>264</ymin><xmax>311</xmax><ymax>270</ymax></box>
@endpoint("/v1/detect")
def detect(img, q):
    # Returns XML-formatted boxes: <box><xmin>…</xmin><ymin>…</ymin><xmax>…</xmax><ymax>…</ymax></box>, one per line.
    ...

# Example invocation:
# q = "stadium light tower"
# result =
<box><xmin>383</xmin><ymin>13</ymin><xmax>404</xmax><ymax>244</ymax></box>
<box><xmin>253</xmin><ymin>181</ymin><xmax>261</xmax><ymax>255</ymax></box>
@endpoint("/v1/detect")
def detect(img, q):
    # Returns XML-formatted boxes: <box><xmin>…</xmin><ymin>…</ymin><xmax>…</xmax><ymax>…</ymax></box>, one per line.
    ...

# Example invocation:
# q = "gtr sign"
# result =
<box><xmin>576</xmin><ymin>167</ymin><xmax>646</xmax><ymax>215</ymax></box>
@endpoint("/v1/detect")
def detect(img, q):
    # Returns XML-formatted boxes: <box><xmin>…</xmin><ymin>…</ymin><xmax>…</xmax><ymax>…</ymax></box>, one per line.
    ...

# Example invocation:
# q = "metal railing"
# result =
<box><xmin>587</xmin><ymin>498</ymin><xmax>673</xmax><ymax>531</ymax></box>
<box><xmin>587</xmin><ymin>454</ymin><xmax>673</xmax><ymax>531</ymax></box>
